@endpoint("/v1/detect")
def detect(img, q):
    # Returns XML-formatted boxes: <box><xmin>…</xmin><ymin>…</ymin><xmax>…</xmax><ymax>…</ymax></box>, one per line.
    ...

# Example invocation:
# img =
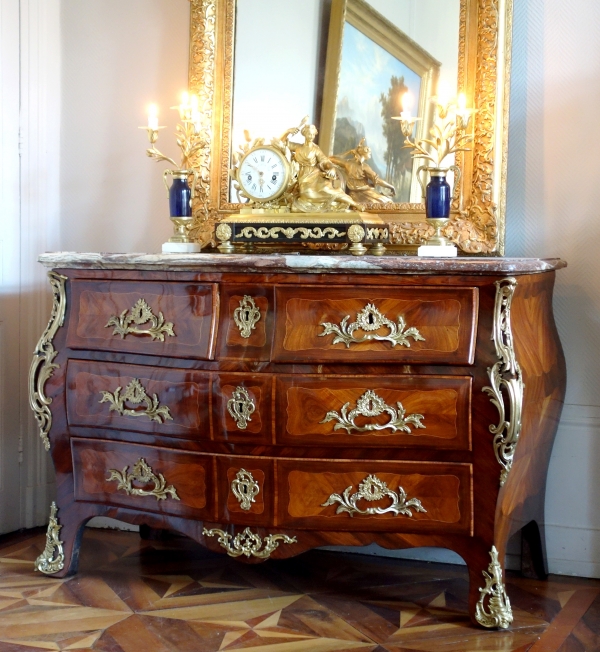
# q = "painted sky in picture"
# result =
<box><xmin>333</xmin><ymin>22</ymin><xmax>421</xmax><ymax>199</ymax></box>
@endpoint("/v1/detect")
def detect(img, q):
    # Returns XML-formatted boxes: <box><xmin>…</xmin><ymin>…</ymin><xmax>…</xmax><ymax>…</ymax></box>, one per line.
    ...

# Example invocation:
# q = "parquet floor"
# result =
<box><xmin>0</xmin><ymin>528</ymin><xmax>598</xmax><ymax>651</ymax></box>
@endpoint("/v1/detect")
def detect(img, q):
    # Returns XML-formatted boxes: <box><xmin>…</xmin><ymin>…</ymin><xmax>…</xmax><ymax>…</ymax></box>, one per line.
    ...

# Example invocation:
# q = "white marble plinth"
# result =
<box><xmin>418</xmin><ymin>245</ymin><xmax>458</xmax><ymax>258</ymax></box>
<box><xmin>162</xmin><ymin>242</ymin><xmax>202</xmax><ymax>254</ymax></box>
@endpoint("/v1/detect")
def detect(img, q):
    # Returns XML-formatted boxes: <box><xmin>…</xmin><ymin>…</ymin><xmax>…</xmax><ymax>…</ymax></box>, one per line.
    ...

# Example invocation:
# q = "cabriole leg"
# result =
<box><xmin>34</xmin><ymin>501</ymin><xmax>89</xmax><ymax>578</ymax></box>
<box><xmin>472</xmin><ymin>546</ymin><xmax>513</xmax><ymax>629</ymax></box>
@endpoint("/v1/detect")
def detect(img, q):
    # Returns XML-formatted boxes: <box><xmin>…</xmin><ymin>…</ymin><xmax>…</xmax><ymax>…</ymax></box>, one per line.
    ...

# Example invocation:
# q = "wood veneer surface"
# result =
<box><xmin>37</xmin><ymin>262</ymin><xmax>567</xmax><ymax>631</ymax></box>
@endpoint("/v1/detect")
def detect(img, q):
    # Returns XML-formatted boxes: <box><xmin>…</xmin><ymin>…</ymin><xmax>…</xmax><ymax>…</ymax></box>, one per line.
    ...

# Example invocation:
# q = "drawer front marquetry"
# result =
<box><xmin>66</xmin><ymin>280</ymin><xmax>217</xmax><ymax>359</ymax></box>
<box><xmin>217</xmin><ymin>286</ymin><xmax>273</xmax><ymax>360</ymax></box>
<box><xmin>276</xmin><ymin>375</ymin><xmax>471</xmax><ymax>449</ymax></box>
<box><xmin>277</xmin><ymin>459</ymin><xmax>472</xmax><ymax>534</ymax></box>
<box><xmin>272</xmin><ymin>286</ymin><xmax>478</xmax><ymax>364</ymax></box>
<box><xmin>212</xmin><ymin>374</ymin><xmax>273</xmax><ymax>444</ymax></box>
<box><xmin>66</xmin><ymin>360</ymin><xmax>210</xmax><ymax>439</ymax></box>
<box><xmin>72</xmin><ymin>438</ymin><xmax>213</xmax><ymax>519</ymax></box>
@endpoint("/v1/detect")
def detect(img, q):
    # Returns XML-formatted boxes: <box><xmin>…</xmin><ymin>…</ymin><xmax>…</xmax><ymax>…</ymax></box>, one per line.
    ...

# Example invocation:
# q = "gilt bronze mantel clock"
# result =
<box><xmin>216</xmin><ymin>117</ymin><xmax>390</xmax><ymax>256</ymax></box>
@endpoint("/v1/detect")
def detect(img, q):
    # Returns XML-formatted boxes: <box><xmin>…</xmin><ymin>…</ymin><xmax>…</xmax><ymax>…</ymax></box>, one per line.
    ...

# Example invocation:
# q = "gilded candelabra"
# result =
<box><xmin>140</xmin><ymin>93</ymin><xmax>204</xmax><ymax>253</ymax></box>
<box><xmin>394</xmin><ymin>93</ymin><xmax>473</xmax><ymax>254</ymax></box>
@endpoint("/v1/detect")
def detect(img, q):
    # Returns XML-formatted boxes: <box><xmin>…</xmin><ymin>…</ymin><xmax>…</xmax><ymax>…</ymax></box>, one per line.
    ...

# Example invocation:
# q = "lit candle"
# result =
<box><xmin>147</xmin><ymin>104</ymin><xmax>159</xmax><ymax>130</ymax></box>
<box><xmin>180</xmin><ymin>91</ymin><xmax>191</xmax><ymax>120</ymax></box>
<box><xmin>456</xmin><ymin>92</ymin><xmax>470</xmax><ymax>127</ymax></box>
<box><xmin>400</xmin><ymin>92</ymin><xmax>412</xmax><ymax>120</ymax></box>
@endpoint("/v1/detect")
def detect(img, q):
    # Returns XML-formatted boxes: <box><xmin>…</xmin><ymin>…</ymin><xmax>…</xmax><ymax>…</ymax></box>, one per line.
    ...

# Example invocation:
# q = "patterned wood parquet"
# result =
<box><xmin>0</xmin><ymin>528</ymin><xmax>598</xmax><ymax>652</ymax></box>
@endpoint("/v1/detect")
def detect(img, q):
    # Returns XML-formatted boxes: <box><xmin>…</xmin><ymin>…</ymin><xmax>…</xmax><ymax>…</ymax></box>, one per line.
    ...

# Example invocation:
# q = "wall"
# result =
<box><xmin>60</xmin><ymin>0</ymin><xmax>190</xmax><ymax>254</ymax></box>
<box><xmin>505</xmin><ymin>0</ymin><xmax>600</xmax><ymax>577</ymax></box>
<box><xmin>32</xmin><ymin>0</ymin><xmax>600</xmax><ymax>577</ymax></box>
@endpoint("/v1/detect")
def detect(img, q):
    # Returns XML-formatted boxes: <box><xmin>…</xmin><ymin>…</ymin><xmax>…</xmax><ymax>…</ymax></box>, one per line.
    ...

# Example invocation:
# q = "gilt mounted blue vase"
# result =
<box><xmin>161</xmin><ymin>169</ymin><xmax>201</xmax><ymax>253</ymax></box>
<box><xmin>425</xmin><ymin>169</ymin><xmax>451</xmax><ymax>218</ymax></box>
<box><xmin>164</xmin><ymin>170</ymin><xmax>193</xmax><ymax>217</ymax></box>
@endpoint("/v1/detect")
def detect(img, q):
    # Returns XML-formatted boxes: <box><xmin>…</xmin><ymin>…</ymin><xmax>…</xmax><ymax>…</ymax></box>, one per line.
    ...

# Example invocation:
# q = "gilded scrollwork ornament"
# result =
<box><xmin>320</xmin><ymin>390</ymin><xmax>425</xmax><ymax>435</ymax></box>
<box><xmin>237</xmin><ymin>226</ymin><xmax>346</xmax><ymax>240</ymax></box>
<box><xmin>99</xmin><ymin>378</ymin><xmax>173</xmax><ymax>424</ymax></box>
<box><xmin>231</xmin><ymin>469</ymin><xmax>260</xmax><ymax>511</ymax></box>
<box><xmin>105</xmin><ymin>298</ymin><xmax>175</xmax><ymax>341</ymax></box>
<box><xmin>107</xmin><ymin>457</ymin><xmax>180</xmax><ymax>502</ymax></box>
<box><xmin>226</xmin><ymin>386</ymin><xmax>255</xmax><ymax>430</ymax></box>
<box><xmin>482</xmin><ymin>278</ymin><xmax>524</xmax><ymax>486</ymax></box>
<box><xmin>319</xmin><ymin>303</ymin><xmax>425</xmax><ymax>349</ymax></box>
<box><xmin>188</xmin><ymin>0</ymin><xmax>218</xmax><ymax>247</ymax></box>
<box><xmin>475</xmin><ymin>546</ymin><xmax>513</xmax><ymax>629</ymax></box>
<box><xmin>29</xmin><ymin>271</ymin><xmax>68</xmax><ymax>452</ymax></box>
<box><xmin>233</xmin><ymin>295</ymin><xmax>261</xmax><ymax>339</ymax></box>
<box><xmin>203</xmin><ymin>527</ymin><xmax>297</xmax><ymax>559</ymax></box>
<box><xmin>34</xmin><ymin>502</ymin><xmax>65</xmax><ymax>575</ymax></box>
<box><xmin>321</xmin><ymin>474</ymin><xmax>427</xmax><ymax>518</ymax></box>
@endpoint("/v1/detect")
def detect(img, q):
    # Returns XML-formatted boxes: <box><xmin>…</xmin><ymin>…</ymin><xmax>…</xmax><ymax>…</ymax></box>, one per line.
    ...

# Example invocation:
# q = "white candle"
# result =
<box><xmin>147</xmin><ymin>104</ymin><xmax>158</xmax><ymax>130</ymax></box>
<box><xmin>400</xmin><ymin>92</ymin><xmax>412</xmax><ymax>120</ymax></box>
<box><xmin>456</xmin><ymin>92</ymin><xmax>470</xmax><ymax>125</ymax></box>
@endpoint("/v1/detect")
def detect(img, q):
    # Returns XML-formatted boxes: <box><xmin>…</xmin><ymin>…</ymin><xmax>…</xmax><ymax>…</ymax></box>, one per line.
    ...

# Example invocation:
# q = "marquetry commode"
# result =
<box><xmin>29</xmin><ymin>253</ymin><xmax>566</xmax><ymax>628</ymax></box>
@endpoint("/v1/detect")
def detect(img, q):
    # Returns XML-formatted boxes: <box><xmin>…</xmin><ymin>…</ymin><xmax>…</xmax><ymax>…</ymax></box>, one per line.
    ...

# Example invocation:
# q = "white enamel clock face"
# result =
<box><xmin>238</xmin><ymin>146</ymin><xmax>289</xmax><ymax>203</ymax></box>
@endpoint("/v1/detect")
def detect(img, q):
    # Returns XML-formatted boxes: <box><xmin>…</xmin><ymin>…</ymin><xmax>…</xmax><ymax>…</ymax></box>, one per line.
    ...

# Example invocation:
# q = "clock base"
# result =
<box><xmin>215</xmin><ymin>212</ymin><xmax>389</xmax><ymax>256</ymax></box>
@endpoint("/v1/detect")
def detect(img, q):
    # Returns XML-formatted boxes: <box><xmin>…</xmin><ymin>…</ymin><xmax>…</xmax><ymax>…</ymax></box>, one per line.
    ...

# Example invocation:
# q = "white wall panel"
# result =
<box><xmin>506</xmin><ymin>0</ymin><xmax>600</xmax><ymax>577</ymax></box>
<box><xmin>60</xmin><ymin>0</ymin><xmax>190</xmax><ymax>254</ymax></box>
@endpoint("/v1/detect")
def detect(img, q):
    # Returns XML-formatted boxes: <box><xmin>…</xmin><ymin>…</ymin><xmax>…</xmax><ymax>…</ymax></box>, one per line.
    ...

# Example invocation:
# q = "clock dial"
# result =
<box><xmin>238</xmin><ymin>146</ymin><xmax>288</xmax><ymax>202</ymax></box>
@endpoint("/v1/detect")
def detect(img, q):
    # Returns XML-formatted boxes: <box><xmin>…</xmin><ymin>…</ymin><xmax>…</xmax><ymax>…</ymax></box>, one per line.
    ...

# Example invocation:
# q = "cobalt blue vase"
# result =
<box><xmin>161</xmin><ymin>169</ymin><xmax>200</xmax><ymax>252</ymax></box>
<box><xmin>425</xmin><ymin>169</ymin><xmax>451</xmax><ymax>218</ymax></box>
<box><xmin>164</xmin><ymin>171</ymin><xmax>192</xmax><ymax>217</ymax></box>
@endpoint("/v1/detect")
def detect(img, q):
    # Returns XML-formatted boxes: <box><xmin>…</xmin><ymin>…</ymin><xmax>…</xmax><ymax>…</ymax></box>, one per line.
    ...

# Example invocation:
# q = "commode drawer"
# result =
<box><xmin>272</xmin><ymin>285</ymin><xmax>478</xmax><ymax>364</ymax></box>
<box><xmin>66</xmin><ymin>360</ymin><xmax>210</xmax><ymax>439</ymax></box>
<box><xmin>72</xmin><ymin>438</ymin><xmax>214</xmax><ymax>520</ymax></box>
<box><xmin>276</xmin><ymin>374</ymin><xmax>471</xmax><ymax>450</ymax></box>
<box><xmin>66</xmin><ymin>280</ymin><xmax>217</xmax><ymax>359</ymax></box>
<box><xmin>277</xmin><ymin>459</ymin><xmax>472</xmax><ymax>535</ymax></box>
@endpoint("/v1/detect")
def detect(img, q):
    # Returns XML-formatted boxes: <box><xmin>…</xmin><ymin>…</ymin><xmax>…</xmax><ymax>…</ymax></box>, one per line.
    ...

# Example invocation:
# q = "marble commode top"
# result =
<box><xmin>39</xmin><ymin>252</ymin><xmax>566</xmax><ymax>275</ymax></box>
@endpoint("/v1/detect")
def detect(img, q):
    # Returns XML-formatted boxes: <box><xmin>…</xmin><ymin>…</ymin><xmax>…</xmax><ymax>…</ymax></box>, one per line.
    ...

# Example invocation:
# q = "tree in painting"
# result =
<box><xmin>380</xmin><ymin>76</ymin><xmax>414</xmax><ymax>200</ymax></box>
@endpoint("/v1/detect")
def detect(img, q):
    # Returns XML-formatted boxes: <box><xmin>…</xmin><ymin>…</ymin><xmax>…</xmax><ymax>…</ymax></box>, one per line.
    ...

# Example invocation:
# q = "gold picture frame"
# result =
<box><xmin>319</xmin><ymin>0</ymin><xmax>440</xmax><ymax>206</ymax></box>
<box><xmin>187</xmin><ymin>0</ymin><xmax>513</xmax><ymax>255</ymax></box>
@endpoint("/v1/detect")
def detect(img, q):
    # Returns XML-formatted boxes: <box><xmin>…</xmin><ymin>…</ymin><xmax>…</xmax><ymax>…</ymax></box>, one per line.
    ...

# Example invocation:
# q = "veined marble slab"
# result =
<box><xmin>38</xmin><ymin>252</ymin><xmax>567</xmax><ymax>275</ymax></box>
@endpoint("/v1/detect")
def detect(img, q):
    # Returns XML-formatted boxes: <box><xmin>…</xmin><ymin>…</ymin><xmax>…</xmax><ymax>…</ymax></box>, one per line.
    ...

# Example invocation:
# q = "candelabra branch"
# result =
<box><xmin>146</xmin><ymin>147</ymin><xmax>178</xmax><ymax>167</ymax></box>
<box><xmin>399</xmin><ymin>100</ymin><xmax>474</xmax><ymax>170</ymax></box>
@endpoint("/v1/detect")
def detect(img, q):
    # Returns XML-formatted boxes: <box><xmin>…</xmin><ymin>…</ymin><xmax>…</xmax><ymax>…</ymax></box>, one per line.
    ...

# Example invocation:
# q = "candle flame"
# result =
<box><xmin>458</xmin><ymin>92</ymin><xmax>467</xmax><ymax>111</ymax></box>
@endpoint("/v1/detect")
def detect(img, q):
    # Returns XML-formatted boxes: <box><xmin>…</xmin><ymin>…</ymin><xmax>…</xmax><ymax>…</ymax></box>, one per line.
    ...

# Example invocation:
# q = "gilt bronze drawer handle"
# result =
<box><xmin>231</xmin><ymin>469</ymin><xmax>259</xmax><ymax>511</ymax></box>
<box><xmin>233</xmin><ymin>295</ymin><xmax>261</xmax><ymax>338</ymax></box>
<box><xmin>105</xmin><ymin>298</ymin><xmax>175</xmax><ymax>341</ymax></box>
<box><xmin>320</xmin><ymin>389</ymin><xmax>425</xmax><ymax>434</ymax></box>
<box><xmin>203</xmin><ymin>526</ymin><xmax>296</xmax><ymax>559</ymax></box>
<box><xmin>226</xmin><ymin>386</ymin><xmax>255</xmax><ymax>429</ymax></box>
<box><xmin>99</xmin><ymin>378</ymin><xmax>173</xmax><ymax>424</ymax></box>
<box><xmin>321</xmin><ymin>474</ymin><xmax>427</xmax><ymax>518</ymax></box>
<box><xmin>319</xmin><ymin>303</ymin><xmax>425</xmax><ymax>348</ymax></box>
<box><xmin>107</xmin><ymin>457</ymin><xmax>180</xmax><ymax>502</ymax></box>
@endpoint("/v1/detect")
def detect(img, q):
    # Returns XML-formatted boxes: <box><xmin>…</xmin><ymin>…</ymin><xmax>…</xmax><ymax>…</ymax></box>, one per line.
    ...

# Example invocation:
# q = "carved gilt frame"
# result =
<box><xmin>187</xmin><ymin>0</ymin><xmax>513</xmax><ymax>255</ymax></box>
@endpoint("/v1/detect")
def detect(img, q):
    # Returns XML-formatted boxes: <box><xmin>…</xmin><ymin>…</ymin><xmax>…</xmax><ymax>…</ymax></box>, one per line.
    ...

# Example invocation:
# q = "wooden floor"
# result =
<box><xmin>0</xmin><ymin>528</ymin><xmax>598</xmax><ymax>651</ymax></box>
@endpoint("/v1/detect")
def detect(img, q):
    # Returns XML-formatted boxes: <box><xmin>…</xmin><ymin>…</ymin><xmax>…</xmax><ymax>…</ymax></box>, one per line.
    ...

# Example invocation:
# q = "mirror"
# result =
<box><xmin>188</xmin><ymin>0</ymin><xmax>513</xmax><ymax>254</ymax></box>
